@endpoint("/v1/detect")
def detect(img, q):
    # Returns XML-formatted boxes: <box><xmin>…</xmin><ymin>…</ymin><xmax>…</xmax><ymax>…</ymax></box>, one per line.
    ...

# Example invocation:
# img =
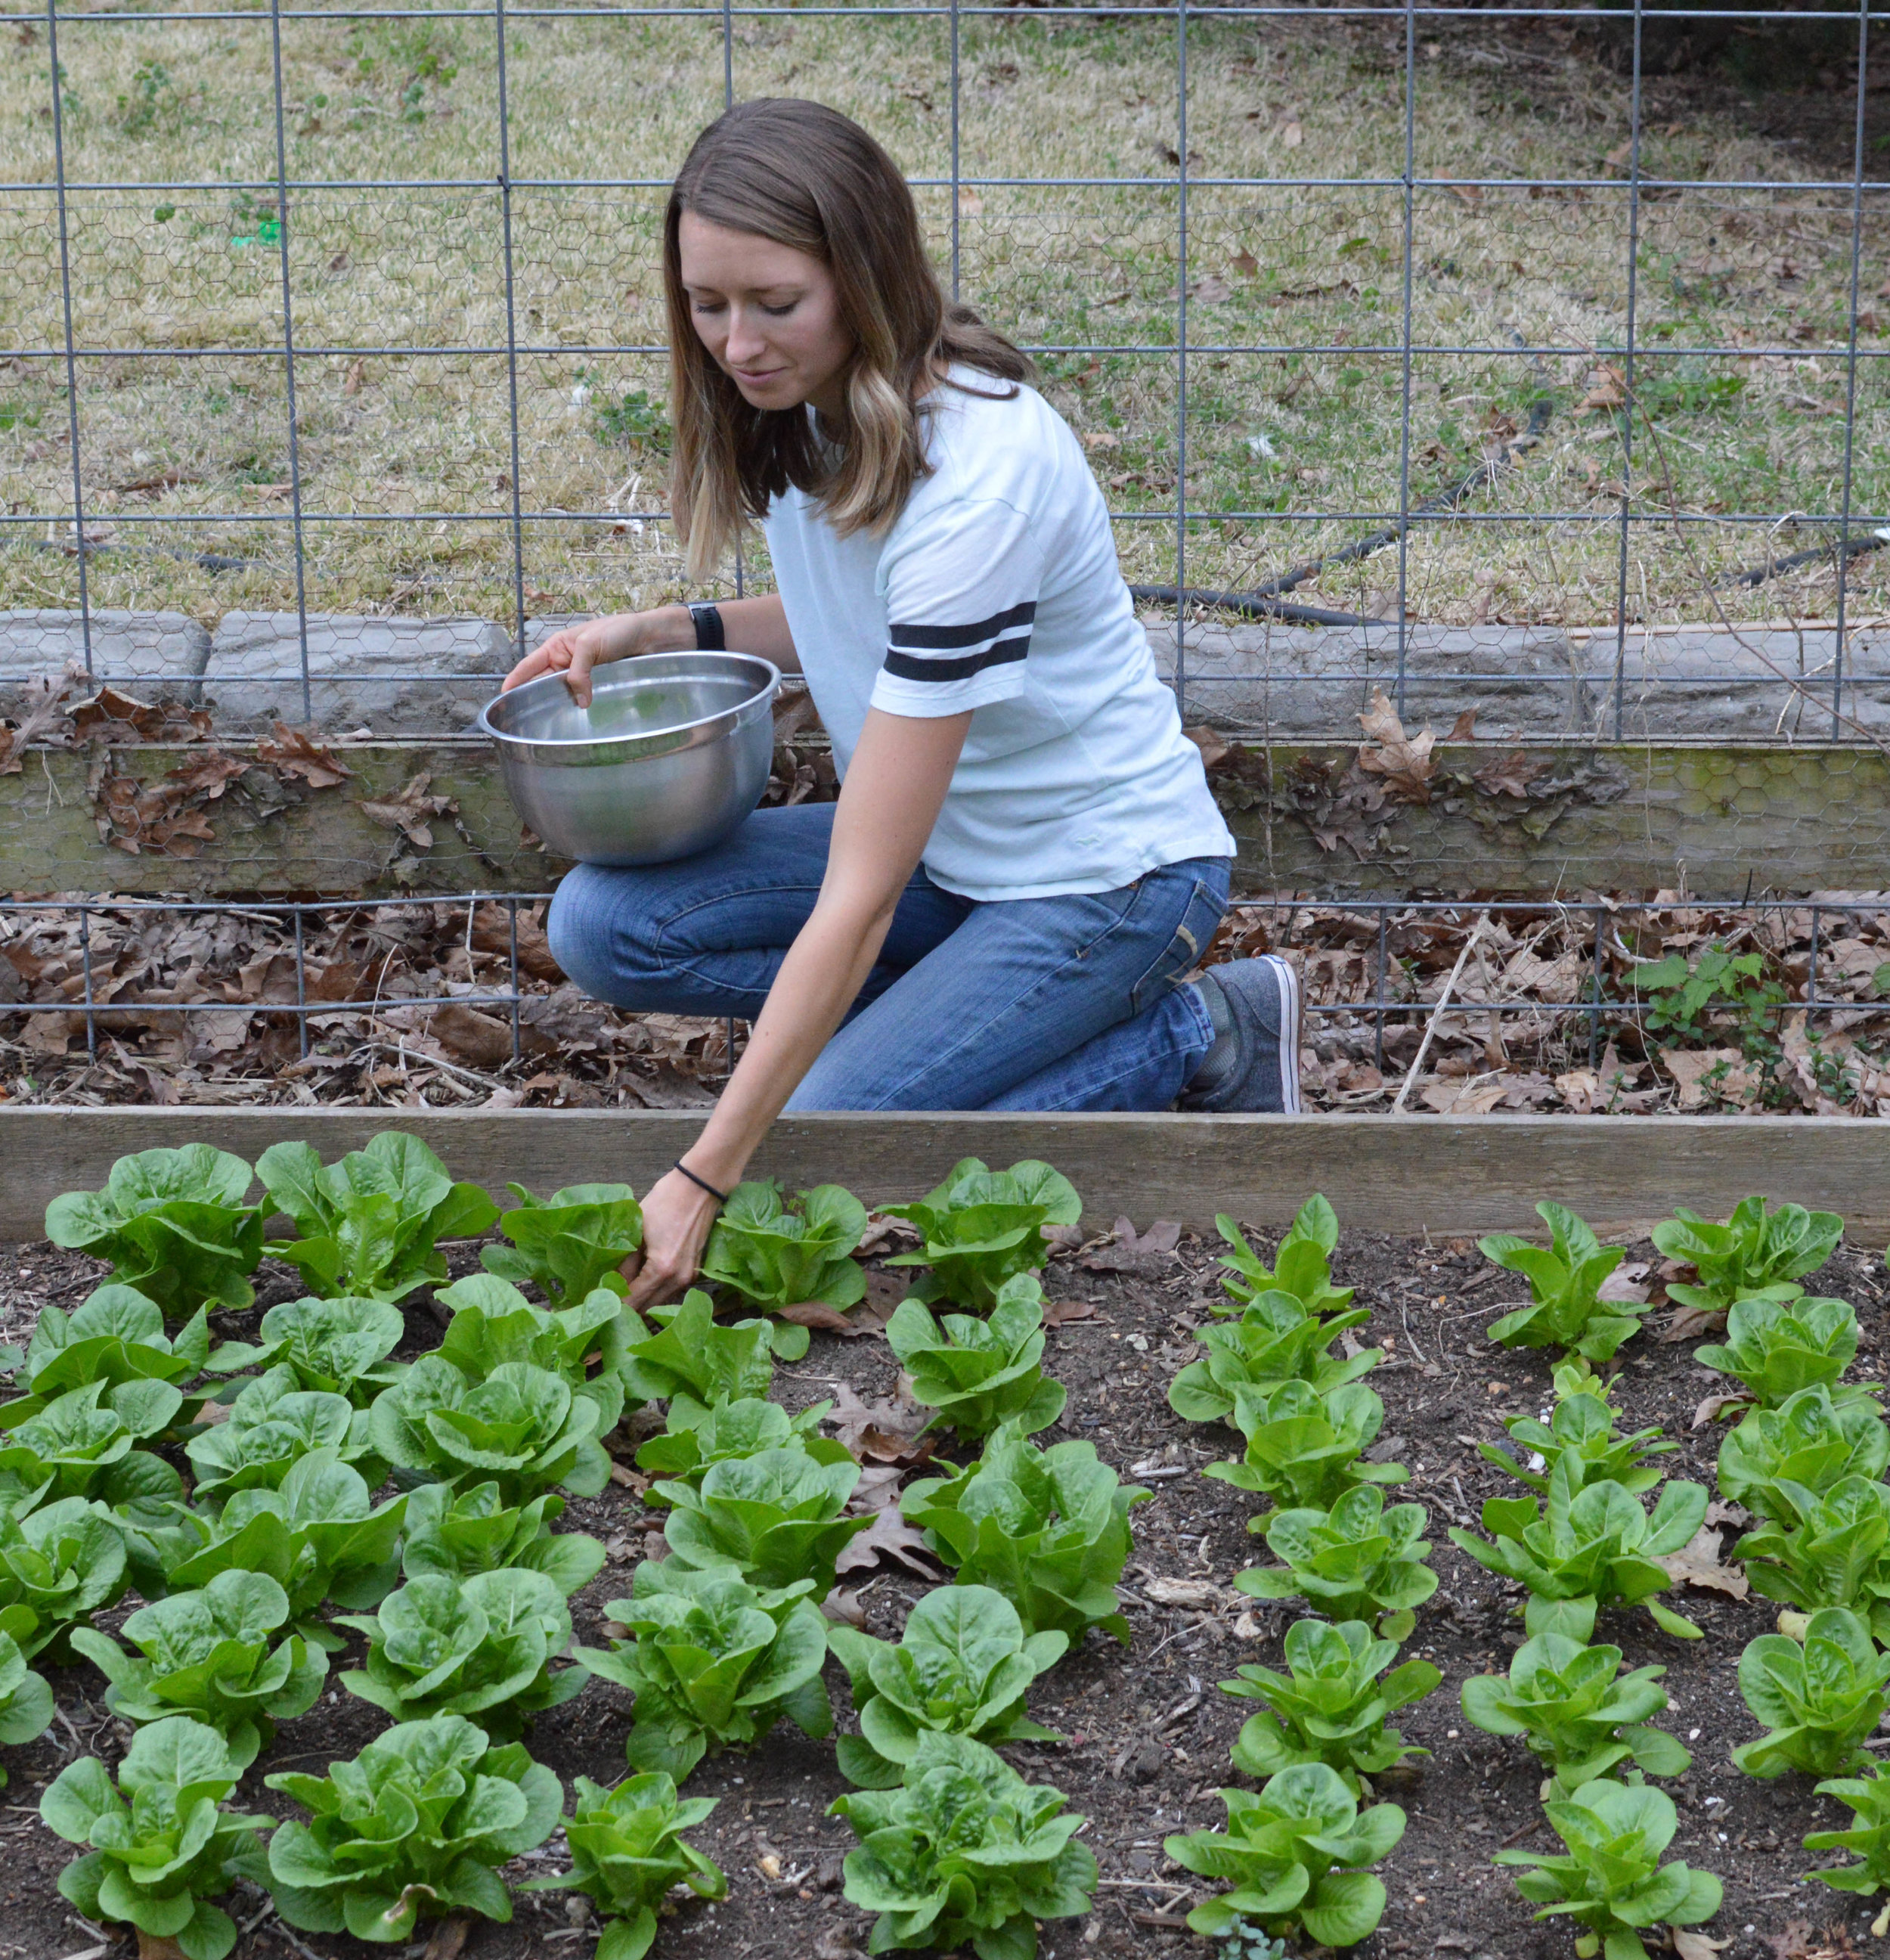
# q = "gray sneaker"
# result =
<box><xmin>1182</xmin><ymin>954</ymin><xmax>1304</xmax><ymax>1113</ymax></box>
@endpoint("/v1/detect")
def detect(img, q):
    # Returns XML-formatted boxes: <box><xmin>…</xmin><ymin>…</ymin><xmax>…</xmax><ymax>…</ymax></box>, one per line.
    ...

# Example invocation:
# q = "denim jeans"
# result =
<box><xmin>546</xmin><ymin>803</ymin><xmax>1230</xmax><ymax>1112</ymax></box>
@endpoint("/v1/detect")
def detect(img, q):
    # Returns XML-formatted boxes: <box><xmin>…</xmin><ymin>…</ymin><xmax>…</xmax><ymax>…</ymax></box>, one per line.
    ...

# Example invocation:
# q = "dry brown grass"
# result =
<box><xmin>0</xmin><ymin>8</ymin><xmax>1882</xmax><ymax>644</ymax></box>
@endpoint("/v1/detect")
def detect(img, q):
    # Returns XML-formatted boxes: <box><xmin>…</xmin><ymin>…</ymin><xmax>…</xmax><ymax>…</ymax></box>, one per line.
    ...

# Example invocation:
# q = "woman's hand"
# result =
<box><xmin>500</xmin><ymin>606</ymin><xmax>692</xmax><ymax>709</ymax></box>
<box><xmin>619</xmin><ymin>1167</ymin><xmax>724</xmax><ymax>1314</ymax></box>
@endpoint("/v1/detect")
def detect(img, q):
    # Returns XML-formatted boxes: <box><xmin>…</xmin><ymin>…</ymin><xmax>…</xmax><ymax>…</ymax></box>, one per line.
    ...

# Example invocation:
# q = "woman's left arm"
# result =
<box><xmin>622</xmin><ymin>705</ymin><xmax>972</xmax><ymax>1310</ymax></box>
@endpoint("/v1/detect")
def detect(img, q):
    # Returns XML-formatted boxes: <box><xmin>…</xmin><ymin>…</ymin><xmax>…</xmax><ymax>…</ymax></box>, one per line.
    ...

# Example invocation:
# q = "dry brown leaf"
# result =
<box><xmin>1473</xmin><ymin>749</ymin><xmax>1547</xmax><ymax>800</ymax></box>
<box><xmin>856</xmin><ymin>1214</ymin><xmax>922</xmax><ymax>1258</ymax></box>
<box><xmin>1659</xmin><ymin>1304</ymin><xmax>1725</xmax><ymax>1342</ymax></box>
<box><xmin>1657</xmin><ymin>1046</ymin><xmax>1761</xmax><ymax>1111</ymax></box>
<box><xmin>848</xmin><ymin>1464</ymin><xmax>906</xmax><ymax>1513</ymax></box>
<box><xmin>1672</xmin><ymin>1934</ymin><xmax>1733</xmax><ymax>1960</ymax></box>
<box><xmin>1659</xmin><ymin>1524</ymin><xmax>1749</xmax><ymax>1599</ymax></box>
<box><xmin>358</xmin><ymin>771</ymin><xmax>457</xmax><ymax>850</ymax></box>
<box><xmin>1597</xmin><ymin>1261</ymin><xmax>1650</xmax><ymax>1304</ymax></box>
<box><xmin>1418</xmin><ymin>1078</ymin><xmax>1508</xmax><ymax>1115</ymax></box>
<box><xmin>421</xmin><ymin>1914</ymin><xmax>472</xmax><ymax>1960</ymax></box>
<box><xmin>1445</xmin><ymin>708</ymin><xmax>1478</xmax><ymax>743</ymax></box>
<box><xmin>1356</xmin><ymin>687</ymin><xmax>1436</xmax><ymax>803</ymax></box>
<box><xmin>257</xmin><ymin>721</ymin><xmax>355</xmax><ymax>787</ymax></box>
<box><xmin>776</xmin><ymin>1296</ymin><xmax>891</xmax><ymax>1338</ymax></box>
<box><xmin>1691</xmin><ymin>1392</ymin><xmax>1749</xmax><ymax>1431</ymax></box>
<box><xmin>1554</xmin><ymin>1068</ymin><xmax>1601</xmax><ymax>1113</ymax></box>
<box><xmin>826</xmin><ymin>1383</ymin><xmax>933</xmax><ymax>1465</ymax></box>
<box><xmin>1041</xmin><ymin>1297</ymin><xmax>1098</xmax><ymax>1326</ymax></box>
<box><xmin>834</xmin><ymin>1504</ymin><xmax>943</xmax><ymax>1578</ymax></box>
<box><xmin>1190</xmin><ymin>274</ymin><xmax>1232</xmax><ymax>305</ymax></box>
<box><xmin>469</xmin><ymin>901</ymin><xmax>565</xmax><ymax>982</ymax></box>
<box><xmin>69</xmin><ymin>684</ymin><xmax>212</xmax><ymax>745</ymax></box>
<box><xmin>0</xmin><ymin>662</ymin><xmax>82</xmax><ymax>773</ymax></box>
<box><xmin>1141</xmin><ymin>1576</ymin><xmax>1235</xmax><ymax>1611</ymax></box>
<box><xmin>1182</xmin><ymin>723</ymin><xmax>1232</xmax><ymax>770</ymax></box>
<box><xmin>1705</xmin><ymin>1498</ymin><xmax>1752</xmax><ymax>1529</ymax></box>
<box><xmin>820</xmin><ymin>1588</ymin><xmax>868</xmax><ymax>1628</ymax></box>
<box><xmin>429</xmin><ymin>1003</ymin><xmax>516</xmax><ymax>1071</ymax></box>
<box><xmin>1082</xmin><ymin>1217</ymin><xmax>1183</xmax><ymax>1275</ymax></box>
<box><xmin>1232</xmin><ymin>247</ymin><xmax>1259</xmax><ymax>276</ymax></box>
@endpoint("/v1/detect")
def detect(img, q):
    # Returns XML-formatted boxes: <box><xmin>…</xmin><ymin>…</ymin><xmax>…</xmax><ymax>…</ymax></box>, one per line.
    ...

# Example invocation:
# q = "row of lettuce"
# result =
<box><xmin>1166</xmin><ymin>1188</ymin><xmax>1890</xmax><ymax>1958</ymax></box>
<box><xmin>13</xmin><ymin>1135</ymin><xmax>1890</xmax><ymax>1958</ymax></box>
<box><xmin>0</xmin><ymin>1137</ymin><xmax>1147</xmax><ymax>1960</ymax></box>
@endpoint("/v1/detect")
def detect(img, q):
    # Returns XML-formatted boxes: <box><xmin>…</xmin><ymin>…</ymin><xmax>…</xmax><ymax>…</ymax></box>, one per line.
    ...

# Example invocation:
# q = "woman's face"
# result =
<box><xmin>678</xmin><ymin>212</ymin><xmax>854</xmax><ymax>420</ymax></box>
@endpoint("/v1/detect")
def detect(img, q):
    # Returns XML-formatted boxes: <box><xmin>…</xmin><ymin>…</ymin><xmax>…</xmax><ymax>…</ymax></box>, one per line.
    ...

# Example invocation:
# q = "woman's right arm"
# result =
<box><xmin>500</xmin><ymin>594</ymin><xmax>798</xmax><ymax>705</ymax></box>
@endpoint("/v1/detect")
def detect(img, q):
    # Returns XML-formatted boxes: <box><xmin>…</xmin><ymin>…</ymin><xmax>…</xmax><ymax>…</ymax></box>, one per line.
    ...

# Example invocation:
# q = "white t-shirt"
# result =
<box><xmin>758</xmin><ymin>369</ymin><xmax>1236</xmax><ymax>902</ymax></box>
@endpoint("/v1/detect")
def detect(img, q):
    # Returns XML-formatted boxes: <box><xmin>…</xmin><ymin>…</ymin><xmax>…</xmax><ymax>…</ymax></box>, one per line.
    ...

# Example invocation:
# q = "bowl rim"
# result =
<box><xmin>477</xmin><ymin>650</ymin><xmax>782</xmax><ymax>751</ymax></box>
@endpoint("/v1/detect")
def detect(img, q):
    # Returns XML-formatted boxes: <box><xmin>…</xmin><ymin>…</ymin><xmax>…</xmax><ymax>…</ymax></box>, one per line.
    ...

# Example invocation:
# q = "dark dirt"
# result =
<box><xmin>2</xmin><ymin>1216</ymin><xmax>1887</xmax><ymax>1960</ymax></box>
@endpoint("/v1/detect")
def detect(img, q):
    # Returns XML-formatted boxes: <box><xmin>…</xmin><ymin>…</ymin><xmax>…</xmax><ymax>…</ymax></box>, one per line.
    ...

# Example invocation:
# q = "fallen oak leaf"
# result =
<box><xmin>358</xmin><ymin>771</ymin><xmax>457</xmax><ymax>850</ymax></box>
<box><xmin>833</xmin><ymin>1503</ymin><xmax>944</xmax><ymax>1579</ymax></box>
<box><xmin>1597</xmin><ymin>1261</ymin><xmax>1650</xmax><ymax>1304</ymax></box>
<box><xmin>1660</xmin><ymin>1304</ymin><xmax>1726</xmax><ymax>1341</ymax></box>
<box><xmin>257</xmin><ymin>721</ymin><xmax>355</xmax><ymax>787</ymax></box>
<box><xmin>1658</xmin><ymin>1524</ymin><xmax>1749</xmax><ymax>1600</ymax></box>
<box><xmin>1040</xmin><ymin>1297</ymin><xmax>1098</xmax><ymax>1327</ymax></box>
<box><xmin>826</xmin><ymin>1382</ymin><xmax>933</xmax><ymax>1466</ymax></box>
<box><xmin>820</xmin><ymin>1587</ymin><xmax>868</xmax><ymax>1628</ymax></box>
<box><xmin>1691</xmin><ymin>1392</ymin><xmax>1750</xmax><ymax>1431</ymax></box>
<box><xmin>1356</xmin><ymin>687</ymin><xmax>1436</xmax><ymax>803</ymax></box>
<box><xmin>1081</xmin><ymin>1217</ymin><xmax>1183</xmax><ymax>1276</ymax></box>
<box><xmin>776</xmin><ymin>1297</ymin><xmax>894</xmax><ymax>1338</ymax></box>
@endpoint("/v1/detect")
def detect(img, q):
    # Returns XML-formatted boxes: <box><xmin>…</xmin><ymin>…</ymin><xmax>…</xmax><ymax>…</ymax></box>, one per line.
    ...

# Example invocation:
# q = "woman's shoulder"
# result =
<box><xmin>919</xmin><ymin>369</ymin><xmax>1083</xmax><ymax>498</ymax></box>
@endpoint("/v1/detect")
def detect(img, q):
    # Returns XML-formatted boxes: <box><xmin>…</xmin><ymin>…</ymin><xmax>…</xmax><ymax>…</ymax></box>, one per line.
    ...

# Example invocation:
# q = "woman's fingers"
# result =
<box><xmin>621</xmin><ymin>1171</ymin><xmax>722</xmax><ymax>1313</ymax></box>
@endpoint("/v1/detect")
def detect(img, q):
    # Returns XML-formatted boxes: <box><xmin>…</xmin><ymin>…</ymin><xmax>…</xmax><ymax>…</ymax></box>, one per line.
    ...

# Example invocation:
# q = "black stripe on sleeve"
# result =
<box><xmin>883</xmin><ymin>632</ymin><xmax>1031</xmax><ymax>684</ymax></box>
<box><xmin>886</xmin><ymin>600</ymin><xmax>1036</xmax><ymax>652</ymax></box>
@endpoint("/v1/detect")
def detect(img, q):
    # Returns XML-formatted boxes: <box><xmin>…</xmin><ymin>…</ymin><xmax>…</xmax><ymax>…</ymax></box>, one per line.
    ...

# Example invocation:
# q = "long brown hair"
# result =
<box><xmin>665</xmin><ymin>98</ymin><xmax>1031</xmax><ymax>580</ymax></box>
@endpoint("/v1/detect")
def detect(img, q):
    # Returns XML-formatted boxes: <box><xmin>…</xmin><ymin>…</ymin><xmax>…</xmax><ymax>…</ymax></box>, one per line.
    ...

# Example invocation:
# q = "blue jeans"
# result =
<box><xmin>547</xmin><ymin>804</ymin><xmax>1229</xmax><ymax>1112</ymax></box>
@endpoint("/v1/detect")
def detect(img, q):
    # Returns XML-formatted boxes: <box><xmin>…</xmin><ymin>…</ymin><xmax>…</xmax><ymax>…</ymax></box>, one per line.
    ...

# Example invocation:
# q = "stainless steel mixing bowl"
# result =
<box><xmin>478</xmin><ymin>652</ymin><xmax>781</xmax><ymax>865</ymax></box>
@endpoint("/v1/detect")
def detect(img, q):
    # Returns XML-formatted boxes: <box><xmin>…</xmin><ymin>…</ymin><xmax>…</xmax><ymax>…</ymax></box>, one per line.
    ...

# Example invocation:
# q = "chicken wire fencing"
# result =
<box><xmin>0</xmin><ymin>0</ymin><xmax>1885</xmax><ymax>748</ymax></box>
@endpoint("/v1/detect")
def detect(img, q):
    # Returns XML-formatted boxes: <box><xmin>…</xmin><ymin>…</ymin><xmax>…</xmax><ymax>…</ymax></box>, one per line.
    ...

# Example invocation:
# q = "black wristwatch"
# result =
<box><xmin>687</xmin><ymin>602</ymin><xmax>726</xmax><ymax>651</ymax></box>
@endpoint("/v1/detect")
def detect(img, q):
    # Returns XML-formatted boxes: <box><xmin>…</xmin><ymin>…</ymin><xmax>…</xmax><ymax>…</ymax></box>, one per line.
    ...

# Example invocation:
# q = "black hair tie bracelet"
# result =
<box><xmin>672</xmin><ymin>1158</ymin><xmax>730</xmax><ymax>1205</ymax></box>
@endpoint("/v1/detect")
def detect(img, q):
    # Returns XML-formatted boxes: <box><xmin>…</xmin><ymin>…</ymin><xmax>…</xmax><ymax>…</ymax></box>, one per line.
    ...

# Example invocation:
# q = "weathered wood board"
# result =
<box><xmin>2</xmin><ymin>1107</ymin><xmax>1884</xmax><ymax>1245</ymax></box>
<box><xmin>2</xmin><ymin>736</ymin><xmax>1885</xmax><ymax>898</ymax></box>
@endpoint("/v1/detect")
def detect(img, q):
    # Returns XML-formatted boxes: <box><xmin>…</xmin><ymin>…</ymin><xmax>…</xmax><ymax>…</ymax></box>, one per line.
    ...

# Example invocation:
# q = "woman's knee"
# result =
<box><xmin>547</xmin><ymin>864</ymin><xmax>659</xmax><ymax>1002</ymax></box>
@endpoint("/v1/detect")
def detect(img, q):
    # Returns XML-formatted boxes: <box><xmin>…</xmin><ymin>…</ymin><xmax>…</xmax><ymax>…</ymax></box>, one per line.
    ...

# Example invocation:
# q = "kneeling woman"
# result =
<box><xmin>501</xmin><ymin>98</ymin><xmax>1301</xmax><ymax>1292</ymax></box>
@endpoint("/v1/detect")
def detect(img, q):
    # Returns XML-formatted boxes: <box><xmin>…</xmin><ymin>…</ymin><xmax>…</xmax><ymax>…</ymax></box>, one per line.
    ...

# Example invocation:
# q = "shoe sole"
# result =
<box><xmin>1268</xmin><ymin>952</ymin><xmax>1303</xmax><ymax>1115</ymax></box>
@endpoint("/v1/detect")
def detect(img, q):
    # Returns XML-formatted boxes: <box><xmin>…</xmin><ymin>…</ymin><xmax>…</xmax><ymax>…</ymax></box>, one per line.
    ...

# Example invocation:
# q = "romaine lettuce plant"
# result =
<box><xmin>828</xmin><ymin>1582</ymin><xmax>1067</xmax><ymax>1789</ymax></box>
<box><xmin>45</xmin><ymin>1145</ymin><xmax>265</xmax><ymax>1322</ymax></box>
<box><xmin>434</xmin><ymin>1273</ymin><xmax>631</xmax><ymax>1433</ymax></box>
<box><xmin>204</xmin><ymin>1295</ymin><xmax>404</xmax><ymax>1407</ymax></box>
<box><xmin>400</xmin><ymin>1478</ymin><xmax>606</xmax><ymax>1596</ymax></box>
<box><xmin>1804</xmin><ymin>1763</ymin><xmax>1890</xmax><ymax>1933</ymax></box>
<box><xmin>0</xmin><ymin>1378</ymin><xmax>184</xmax><ymax>1500</ymax></box>
<box><xmin>0</xmin><ymin>1627</ymin><xmax>53</xmax><ymax>1785</ymax></box>
<box><xmin>882</xmin><ymin>1157</ymin><xmax>1082</xmax><ymax>1310</ymax></box>
<box><xmin>701</xmin><ymin>1179</ymin><xmax>869</xmax><ymax>1313</ymax></box>
<box><xmin>1492</xmin><ymin>1778</ymin><xmax>1722</xmax><ymax>1960</ymax></box>
<box><xmin>1479</xmin><ymin>1359</ymin><xmax>1676</xmax><ymax>1499</ymax></box>
<box><xmin>2</xmin><ymin>1283</ymin><xmax>209</xmax><ymax>1425</ymax></box>
<box><xmin>1459</xmin><ymin>1628</ymin><xmax>1690</xmax><ymax>1797</ymax></box>
<box><xmin>634</xmin><ymin>1396</ymin><xmax>845</xmax><ymax>1490</ymax></box>
<box><xmin>829</xmin><ymin>1731</ymin><xmax>1095</xmax><ymax>1960</ymax></box>
<box><xmin>265</xmin><ymin>1713</ymin><xmax>560</xmax><ymax>1943</ymax></box>
<box><xmin>42</xmin><ymin>1716</ymin><xmax>272</xmax><ymax>1960</ymax></box>
<box><xmin>575</xmin><ymin>1560</ymin><xmax>832</xmax><ymax>1780</ymax></box>
<box><xmin>655</xmin><ymin>1447</ymin><xmax>869</xmax><ymax>1599</ymax></box>
<box><xmin>337</xmin><ymin>1568</ymin><xmax>585</xmax><ymax>1738</ymax></box>
<box><xmin>1209</xmin><ymin>1381</ymin><xmax>1405</xmax><ymax>1514</ymax></box>
<box><xmin>1224</xmin><ymin>1618</ymin><xmax>1440</xmax><ymax>1791</ymax></box>
<box><xmin>1733</xmin><ymin>1607</ymin><xmax>1890</xmax><ymax>1778</ymax></box>
<box><xmin>255</xmin><ymin>1130</ymin><xmax>497</xmax><ymax>1304</ymax></box>
<box><xmin>1721</xmin><ymin>1475</ymin><xmax>1890</xmax><ymax>1636</ymax></box>
<box><xmin>1652</xmin><ymin>1196</ymin><xmax>1842</xmax><ymax>1317</ymax></box>
<box><xmin>1234</xmin><ymin>1486</ymin><xmax>1438</xmax><ymax>1642</ymax></box>
<box><xmin>1163</xmin><ymin>1761</ymin><xmax>1405</xmax><ymax>1947</ymax></box>
<box><xmin>70</xmin><ymin>1568</ymin><xmax>326</xmax><ymax>1769</ymax></box>
<box><xmin>520</xmin><ymin>1771</ymin><xmax>726</xmax><ymax>1960</ymax></box>
<box><xmin>1478</xmin><ymin>1202</ymin><xmax>1645</xmax><ymax>1360</ymax></box>
<box><xmin>1694</xmin><ymin>1295</ymin><xmax>1864</xmax><ymax>1408</ymax></box>
<box><xmin>900</xmin><ymin>1420</ymin><xmax>1152</xmax><ymax>1645</ymax></box>
<box><xmin>186</xmin><ymin>1363</ymin><xmax>382</xmax><ymax>1505</ymax></box>
<box><xmin>0</xmin><ymin>1494</ymin><xmax>129</xmax><ymax>1657</ymax></box>
<box><xmin>481</xmin><ymin>1180</ymin><xmax>643</xmax><ymax>1307</ymax></box>
<box><xmin>618</xmin><ymin>1290</ymin><xmax>782</xmax><ymax>1411</ymax></box>
<box><xmin>1168</xmin><ymin>1291</ymin><xmax>1378</xmax><ymax>1426</ymax></box>
<box><xmin>1211</xmin><ymin>1197</ymin><xmax>1355</xmax><ymax>1319</ymax></box>
<box><xmin>886</xmin><ymin>1274</ymin><xmax>1067</xmax><ymax>1439</ymax></box>
<box><xmin>1448</xmin><ymin>1459</ymin><xmax>1709</xmax><ymax>1640</ymax></box>
<box><xmin>368</xmin><ymin>1357</ymin><xmax>609</xmax><ymax>1503</ymax></box>
<box><xmin>1717</xmin><ymin>1386</ymin><xmax>1890</xmax><ymax>1522</ymax></box>
<box><xmin>161</xmin><ymin>1447</ymin><xmax>405</xmax><ymax>1639</ymax></box>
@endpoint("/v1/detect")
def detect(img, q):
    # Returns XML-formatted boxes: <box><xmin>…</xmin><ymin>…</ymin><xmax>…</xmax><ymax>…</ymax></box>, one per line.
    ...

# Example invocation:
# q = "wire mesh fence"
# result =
<box><xmin>0</xmin><ymin>0</ymin><xmax>1885</xmax><ymax>742</ymax></box>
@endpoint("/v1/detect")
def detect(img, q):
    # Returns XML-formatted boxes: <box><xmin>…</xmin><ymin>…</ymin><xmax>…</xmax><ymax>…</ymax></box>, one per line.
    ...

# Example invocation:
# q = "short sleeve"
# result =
<box><xmin>869</xmin><ymin>495</ymin><xmax>1046</xmax><ymax>718</ymax></box>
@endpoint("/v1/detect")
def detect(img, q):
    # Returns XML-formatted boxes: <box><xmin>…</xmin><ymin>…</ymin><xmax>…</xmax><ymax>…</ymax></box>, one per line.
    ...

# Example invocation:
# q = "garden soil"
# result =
<box><xmin>0</xmin><ymin>1218</ymin><xmax>1883</xmax><ymax>1960</ymax></box>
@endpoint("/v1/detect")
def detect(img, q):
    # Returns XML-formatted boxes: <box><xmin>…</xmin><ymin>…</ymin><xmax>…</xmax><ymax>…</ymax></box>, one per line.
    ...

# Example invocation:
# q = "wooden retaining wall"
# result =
<box><xmin>2</xmin><ymin>1108</ymin><xmax>1884</xmax><ymax>1245</ymax></box>
<box><xmin>5</xmin><ymin>737</ymin><xmax>1886</xmax><ymax>898</ymax></box>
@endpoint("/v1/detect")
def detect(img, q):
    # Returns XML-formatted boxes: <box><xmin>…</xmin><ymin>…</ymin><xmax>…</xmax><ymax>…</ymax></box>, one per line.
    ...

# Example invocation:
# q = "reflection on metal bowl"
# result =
<box><xmin>478</xmin><ymin>652</ymin><xmax>781</xmax><ymax>866</ymax></box>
